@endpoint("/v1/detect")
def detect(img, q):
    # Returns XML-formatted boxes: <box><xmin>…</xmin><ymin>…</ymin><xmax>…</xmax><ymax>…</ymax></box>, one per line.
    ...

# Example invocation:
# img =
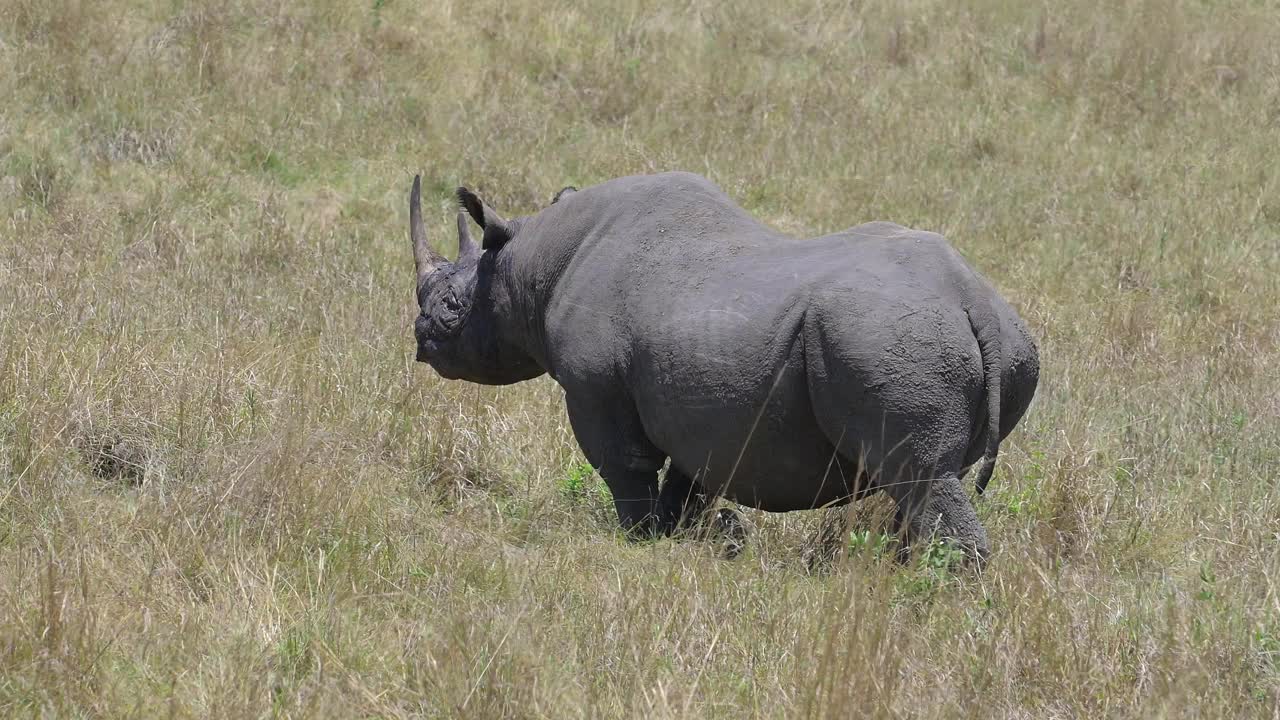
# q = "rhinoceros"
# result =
<box><xmin>410</xmin><ymin>171</ymin><xmax>1038</xmax><ymax>561</ymax></box>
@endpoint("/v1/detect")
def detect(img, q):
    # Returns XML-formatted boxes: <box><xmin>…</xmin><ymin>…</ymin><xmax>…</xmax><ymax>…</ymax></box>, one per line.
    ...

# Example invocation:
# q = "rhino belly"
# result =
<box><xmin>695</xmin><ymin>428</ymin><xmax>856</xmax><ymax>512</ymax></box>
<box><xmin>637</xmin><ymin>366</ymin><xmax>856</xmax><ymax>512</ymax></box>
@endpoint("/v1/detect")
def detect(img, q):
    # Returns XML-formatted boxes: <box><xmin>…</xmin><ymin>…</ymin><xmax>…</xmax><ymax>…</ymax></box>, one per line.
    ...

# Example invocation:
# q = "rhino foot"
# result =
<box><xmin>706</xmin><ymin>507</ymin><xmax>748</xmax><ymax>560</ymax></box>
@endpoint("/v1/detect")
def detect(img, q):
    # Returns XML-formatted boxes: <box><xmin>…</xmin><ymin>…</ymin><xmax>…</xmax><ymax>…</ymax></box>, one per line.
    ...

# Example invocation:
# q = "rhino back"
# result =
<box><xmin>519</xmin><ymin>175</ymin><xmax>1032</xmax><ymax>508</ymax></box>
<box><xmin>533</xmin><ymin>172</ymin><xmax>778</xmax><ymax>385</ymax></box>
<box><xmin>544</xmin><ymin>208</ymin><xmax>992</xmax><ymax>505</ymax></box>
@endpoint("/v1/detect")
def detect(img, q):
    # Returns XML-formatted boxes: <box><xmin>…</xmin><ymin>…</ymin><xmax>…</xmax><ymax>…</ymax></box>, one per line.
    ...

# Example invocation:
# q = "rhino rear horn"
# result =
<box><xmin>457</xmin><ymin>186</ymin><xmax>514</xmax><ymax>250</ymax></box>
<box><xmin>411</xmin><ymin>175</ymin><xmax>448</xmax><ymax>289</ymax></box>
<box><xmin>456</xmin><ymin>211</ymin><xmax>480</xmax><ymax>263</ymax></box>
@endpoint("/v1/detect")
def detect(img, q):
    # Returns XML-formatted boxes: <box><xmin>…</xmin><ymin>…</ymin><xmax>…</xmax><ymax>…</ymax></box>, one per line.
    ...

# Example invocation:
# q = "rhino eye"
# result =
<box><xmin>425</xmin><ymin>290</ymin><xmax>465</xmax><ymax>337</ymax></box>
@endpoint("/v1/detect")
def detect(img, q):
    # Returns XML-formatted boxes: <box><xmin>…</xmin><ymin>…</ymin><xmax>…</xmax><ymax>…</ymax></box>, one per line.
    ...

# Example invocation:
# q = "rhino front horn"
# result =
<box><xmin>411</xmin><ymin>175</ymin><xmax>447</xmax><ymax>290</ymax></box>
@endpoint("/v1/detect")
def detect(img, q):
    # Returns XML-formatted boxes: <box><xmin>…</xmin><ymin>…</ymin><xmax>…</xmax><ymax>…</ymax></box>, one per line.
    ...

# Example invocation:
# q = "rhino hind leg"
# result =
<box><xmin>887</xmin><ymin>475</ymin><xmax>989</xmax><ymax>566</ymax></box>
<box><xmin>812</xmin><ymin>403</ymin><xmax>988</xmax><ymax>565</ymax></box>
<box><xmin>817</xmin><ymin>448</ymin><xmax>989</xmax><ymax>565</ymax></box>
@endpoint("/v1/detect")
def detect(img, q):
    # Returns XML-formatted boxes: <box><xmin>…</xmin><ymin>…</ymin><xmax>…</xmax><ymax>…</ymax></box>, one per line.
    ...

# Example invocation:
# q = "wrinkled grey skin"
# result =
<box><xmin>411</xmin><ymin>171</ymin><xmax>1039</xmax><ymax>562</ymax></box>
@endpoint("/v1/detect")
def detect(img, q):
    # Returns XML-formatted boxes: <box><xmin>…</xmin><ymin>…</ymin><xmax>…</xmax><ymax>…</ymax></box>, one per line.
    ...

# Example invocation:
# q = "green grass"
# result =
<box><xmin>2</xmin><ymin>0</ymin><xmax>1279</xmax><ymax>716</ymax></box>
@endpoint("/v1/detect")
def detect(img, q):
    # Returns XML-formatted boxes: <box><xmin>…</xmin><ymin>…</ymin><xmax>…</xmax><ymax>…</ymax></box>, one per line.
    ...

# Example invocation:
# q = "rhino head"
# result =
<box><xmin>409</xmin><ymin>175</ymin><xmax>544</xmax><ymax>385</ymax></box>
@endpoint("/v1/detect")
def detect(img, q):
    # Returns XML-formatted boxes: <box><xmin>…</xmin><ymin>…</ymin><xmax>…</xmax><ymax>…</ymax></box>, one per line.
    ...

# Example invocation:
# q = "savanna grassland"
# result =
<box><xmin>2</xmin><ymin>0</ymin><xmax>1279</xmax><ymax>717</ymax></box>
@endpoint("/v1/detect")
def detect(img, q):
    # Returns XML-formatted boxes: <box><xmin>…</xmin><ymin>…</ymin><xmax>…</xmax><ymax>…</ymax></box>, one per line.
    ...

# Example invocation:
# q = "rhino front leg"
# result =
<box><xmin>565</xmin><ymin>394</ymin><xmax>664</xmax><ymax>538</ymax></box>
<box><xmin>658</xmin><ymin>466</ymin><xmax>747</xmax><ymax>557</ymax></box>
<box><xmin>656</xmin><ymin>466</ymin><xmax>709</xmax><ymax>532</ymax></box>
<box><xmin>890</xmin><ymin>475</ymin><xmax>990</xmax><ymax>566</ymax></box>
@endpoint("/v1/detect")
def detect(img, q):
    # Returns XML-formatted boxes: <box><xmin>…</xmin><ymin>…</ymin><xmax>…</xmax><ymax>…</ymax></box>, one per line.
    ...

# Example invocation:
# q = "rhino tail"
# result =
<box><xmin>967</xmin><ymin>299</ymin><xmax>1003</xmax><ymax>496</ymax></box>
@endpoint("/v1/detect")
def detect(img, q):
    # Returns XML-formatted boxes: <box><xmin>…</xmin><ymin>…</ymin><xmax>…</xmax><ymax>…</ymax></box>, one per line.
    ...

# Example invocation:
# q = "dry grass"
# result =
<box><xmin>2</xmin><ymin>0</ymin><xmax>1279</xmax><ymax>716</ymax></box>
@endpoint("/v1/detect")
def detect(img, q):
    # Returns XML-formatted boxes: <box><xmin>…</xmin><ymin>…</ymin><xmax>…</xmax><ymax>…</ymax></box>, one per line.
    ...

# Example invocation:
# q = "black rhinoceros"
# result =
<box><xmin>410</xmin><ymin>171</ymin><xmax>1038</xmax><ymax>561</ymax></box>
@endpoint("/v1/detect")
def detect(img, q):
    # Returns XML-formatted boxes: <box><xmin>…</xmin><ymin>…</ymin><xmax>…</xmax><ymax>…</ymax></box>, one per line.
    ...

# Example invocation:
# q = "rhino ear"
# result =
<box><xmin>457</xmin><ymin>186</ymin><xmax>513</xmax><ymax>250</ymax></box>
<box><xmin>551</xmin><ymin>186</ymin><xmax>577</xmax><ymax>205</ymax></box>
